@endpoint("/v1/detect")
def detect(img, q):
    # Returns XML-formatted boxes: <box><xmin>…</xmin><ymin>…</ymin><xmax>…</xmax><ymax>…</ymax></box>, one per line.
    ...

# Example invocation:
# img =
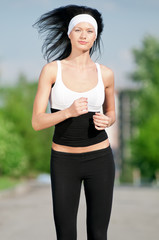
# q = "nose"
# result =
<box><xmin>80</xmin><ymin>30</ymin><xmax>87</xmax><ymax>39</ymax></box>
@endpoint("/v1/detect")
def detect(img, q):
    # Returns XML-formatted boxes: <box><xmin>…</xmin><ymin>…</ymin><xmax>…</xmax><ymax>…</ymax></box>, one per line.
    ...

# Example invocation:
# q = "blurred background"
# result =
<box><xmin>0</xmin><ymin>1</ymin><xmax>159</xmax><ymax>239</ymax></box>
<box><xmin>1</xmin><ymin>0</ymin><xmax>159</xmax><ymax>187</ymax></box>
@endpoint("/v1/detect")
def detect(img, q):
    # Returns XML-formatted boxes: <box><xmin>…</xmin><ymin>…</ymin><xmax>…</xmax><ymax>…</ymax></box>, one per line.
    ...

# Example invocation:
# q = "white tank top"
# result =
<box><xmin>49</xmin><ymin>60</ymin><xmax>105</xmax><ymax>112</ymax></box>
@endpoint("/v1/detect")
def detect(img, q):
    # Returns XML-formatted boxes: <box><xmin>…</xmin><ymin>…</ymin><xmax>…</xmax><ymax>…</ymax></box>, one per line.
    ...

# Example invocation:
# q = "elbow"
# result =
<box><xmin>32</xmin><ymin>121</ymin><xmax>38</xmax><ymax>131</ymax></box>
<box><xmin>32</xmin><ymin>118</ymin><xmax>40</xmax><ymax>131</ymax></box>
<box><xmin>113</xmin><ymin>114</ymin><xmax>116</xmax><ymax>124</ymax></box>
<box><xmin>112</xmin><ymin>113</ymin><xmax>116</xmax><ymax>125</ymax></box>
<box><xmin>110</xmin><ymin>112</ymin><xmax>116</xmax><ymax>126</ymax></box>
<box><xmin>110</xmin><ymin>118</ymin><xmax>116</xmax><ymax>127</ymax></box>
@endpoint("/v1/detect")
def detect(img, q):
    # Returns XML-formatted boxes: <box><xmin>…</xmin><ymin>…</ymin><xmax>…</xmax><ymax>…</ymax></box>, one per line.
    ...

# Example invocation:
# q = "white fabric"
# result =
<box><xmin>67</xmin><ymin>14</ymin><xmax>98</xmax><ymax>37</ymax></box>
<box><xmin>49</xmin><ymin>60</ymin><xmax>105</xmax><ymax>112</ymax></box>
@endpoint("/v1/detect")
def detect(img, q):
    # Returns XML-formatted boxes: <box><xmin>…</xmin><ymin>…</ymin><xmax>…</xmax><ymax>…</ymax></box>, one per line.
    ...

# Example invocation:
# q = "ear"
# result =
<box><xmin>67</xmin><ymin>33</ymin><xmax>71</xmax><ymax>40</ymax></box>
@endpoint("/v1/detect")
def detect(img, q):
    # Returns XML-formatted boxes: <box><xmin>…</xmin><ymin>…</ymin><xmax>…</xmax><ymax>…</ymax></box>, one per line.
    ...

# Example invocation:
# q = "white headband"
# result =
<box><xmin>67</xmin><ymin>14</ymin><xmax>98</xmax><ymax>37</ymax></box>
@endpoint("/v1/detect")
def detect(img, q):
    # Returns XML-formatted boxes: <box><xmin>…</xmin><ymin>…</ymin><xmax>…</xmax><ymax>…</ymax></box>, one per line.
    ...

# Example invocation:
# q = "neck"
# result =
<box><xmin>65</xmin><ymin>50</ymin><xmax>94</xmax><ymax>68</ymax></box>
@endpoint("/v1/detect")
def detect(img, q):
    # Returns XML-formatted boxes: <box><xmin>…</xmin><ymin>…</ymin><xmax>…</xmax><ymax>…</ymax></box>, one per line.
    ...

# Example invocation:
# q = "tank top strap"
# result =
<box><xmin>56</xmin><ymin>60</ymin><xmax>62</xmax><ymax>83</ymax></box>
<box><xmin>95</xmin><ymin>62</ymin><xmax>103</xmax><ymax>84</ymax></box>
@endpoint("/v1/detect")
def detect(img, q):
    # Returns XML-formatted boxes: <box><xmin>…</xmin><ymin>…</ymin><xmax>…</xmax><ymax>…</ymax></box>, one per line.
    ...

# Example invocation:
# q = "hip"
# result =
<box><xmin>52</xmin><ymin>138</ymin><xmax>110</xmax><ymax>153</ymax></box>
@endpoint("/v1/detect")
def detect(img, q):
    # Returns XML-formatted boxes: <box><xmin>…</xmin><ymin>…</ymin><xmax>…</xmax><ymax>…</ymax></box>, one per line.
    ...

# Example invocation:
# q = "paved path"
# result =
<box><xmin>0</xmin><ymin>182</ymin><xmax>159</xmax><ymax>240</ymax></box>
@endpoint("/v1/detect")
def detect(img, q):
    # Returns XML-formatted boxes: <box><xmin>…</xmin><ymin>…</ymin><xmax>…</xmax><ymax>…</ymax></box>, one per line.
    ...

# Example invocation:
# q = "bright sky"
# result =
<box><xmin>0</xmin><ymin>0</ymin><xmax>159</xmax><ymax>89</ymax></box>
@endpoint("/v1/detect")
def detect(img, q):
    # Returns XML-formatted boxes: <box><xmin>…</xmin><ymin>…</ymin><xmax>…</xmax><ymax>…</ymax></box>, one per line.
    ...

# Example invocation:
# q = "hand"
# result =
<box><xmin>67</xmin><ymin>97</ymin><xmax>88</xmax><ymax>117</ymax></box>
<box><xmin>93</xmin><ymin>112</ymin><xmax>111</xmax><ymax>130</ymax></box>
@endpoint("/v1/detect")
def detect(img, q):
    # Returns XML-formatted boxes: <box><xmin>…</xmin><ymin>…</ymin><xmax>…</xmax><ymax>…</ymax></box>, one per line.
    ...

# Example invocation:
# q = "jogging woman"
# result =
<box><xmin>32</xmin><ymin>4</ymin><xmax>116</xmax><ymax>240</ymax></box>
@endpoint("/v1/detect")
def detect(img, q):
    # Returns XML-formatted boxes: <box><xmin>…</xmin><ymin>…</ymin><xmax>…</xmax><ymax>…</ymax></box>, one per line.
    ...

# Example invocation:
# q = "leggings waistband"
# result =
<box><xmin>51</xmin><ymin>145</ymin><xmax>112</xmax><ymax>160</ymax></box>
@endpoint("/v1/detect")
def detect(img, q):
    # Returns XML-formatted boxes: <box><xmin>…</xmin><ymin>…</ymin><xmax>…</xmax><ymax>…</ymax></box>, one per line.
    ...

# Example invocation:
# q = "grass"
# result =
<box><xmin>0</xmin><ymin>171</ymin><xmax>41</xmax><ymax>191</ymax></box>
<box><xmin>0</xmin><ymin>176</ymin><xmax>25</xmax><ymax>191</ymax></box>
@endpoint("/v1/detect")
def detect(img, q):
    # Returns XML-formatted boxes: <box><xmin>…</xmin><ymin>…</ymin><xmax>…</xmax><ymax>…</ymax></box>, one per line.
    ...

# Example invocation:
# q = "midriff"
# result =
<box><xmin>52</xmin><ymin>138</ymin><xmax>110</xmax><ymax>153</ymax></box>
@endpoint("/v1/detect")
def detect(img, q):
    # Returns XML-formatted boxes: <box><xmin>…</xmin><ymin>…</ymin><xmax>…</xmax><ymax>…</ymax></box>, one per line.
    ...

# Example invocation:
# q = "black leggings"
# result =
<box><xmin>50</xmin><ymin>145</ymin><xmax>115</xmax><ymax>240</ymax></box>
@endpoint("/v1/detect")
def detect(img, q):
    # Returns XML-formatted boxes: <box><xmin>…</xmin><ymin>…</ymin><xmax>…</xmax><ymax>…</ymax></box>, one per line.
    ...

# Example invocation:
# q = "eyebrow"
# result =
<box><xmin>75</xmin><ymin>27</ymin><xmax>94</xmax><ymax>30</ymax></box>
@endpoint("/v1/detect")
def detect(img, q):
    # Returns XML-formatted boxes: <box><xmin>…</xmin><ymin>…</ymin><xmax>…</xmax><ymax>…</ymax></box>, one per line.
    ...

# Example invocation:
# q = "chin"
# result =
<box><xmin>78</xmin><ymin>44</ymin><xmax>91</xmax><ymax>50</ymax></box>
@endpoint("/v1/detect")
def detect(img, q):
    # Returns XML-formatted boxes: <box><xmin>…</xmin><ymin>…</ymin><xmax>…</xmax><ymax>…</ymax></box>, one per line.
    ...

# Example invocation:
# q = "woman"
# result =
<box><xmin>32</xmin><ymin>4</ymin><xmax>116</xmax><ymax>240</ymax></box>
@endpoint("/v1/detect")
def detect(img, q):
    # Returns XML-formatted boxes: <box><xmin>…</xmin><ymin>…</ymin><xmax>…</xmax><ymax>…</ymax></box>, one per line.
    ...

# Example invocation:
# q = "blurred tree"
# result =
<box><xmin>0</xmin><ymin>113</ymin><xmax>29</xmax><ymax>177</ymax></box>
<box><xmin>0</xmin><ymin>74</ymin><xmax>54</xmax><ymax>177</ymax></box>
<box><xmin>129</xmin><ymin>35</ymin><xmax>159</xmax><ymax>181</ymax></box>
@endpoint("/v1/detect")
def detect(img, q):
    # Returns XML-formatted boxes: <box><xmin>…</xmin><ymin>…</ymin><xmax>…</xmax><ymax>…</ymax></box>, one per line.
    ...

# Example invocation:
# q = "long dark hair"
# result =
<box><xmin>33</xmin><ymin>5</ymin><xmax>104</xmax><ymax>62</ymax></box>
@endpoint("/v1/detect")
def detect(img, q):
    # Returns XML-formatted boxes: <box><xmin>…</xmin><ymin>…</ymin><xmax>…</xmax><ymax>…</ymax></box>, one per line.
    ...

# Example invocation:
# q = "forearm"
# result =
<box><xmin>105</xmin><ymin>111</ymin><xmax>116</xmax><ymax>127</ymax></box>
<box><xmin>32</xmin><ymin>108</ymin><xmax>71</xmax><ymax>131</ymax></box>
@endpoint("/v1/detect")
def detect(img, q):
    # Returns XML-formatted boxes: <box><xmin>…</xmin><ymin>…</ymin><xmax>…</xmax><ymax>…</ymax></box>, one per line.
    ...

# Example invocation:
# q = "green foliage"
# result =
<box><xmin>119</xmin><ymin>163</ymin><xmax>133</xmax><ymax>183</ymax></box>
<box><xmin>130</xmin><ymin>113</ymin><xmax>159</xmax><ymax>179</ymax></box>
<box><xmin>0</xmin><ymin>176</ymin><xmax>22</xmax><ymax>190</ymax></box>
<box><xmin>129</xmin><ymin>35</ymin><xmax>159</xmax><ymax>181</ymax></box>
<box><xmin>130</xmin><ymin>35</ymin><xmax>159</xmax><ymax>86</ymax></box>
<box><xmin>0</xmin><ymin>74</ymin><xmax>54</xmax><ymax>178</ymax></box>
<box><xmin>0</xmin><ymin>114</ymin><xmax>29</xmax><ymax>177</ymax></box>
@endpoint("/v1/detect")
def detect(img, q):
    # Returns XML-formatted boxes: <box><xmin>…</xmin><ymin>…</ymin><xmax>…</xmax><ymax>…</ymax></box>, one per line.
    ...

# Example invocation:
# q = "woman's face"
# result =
<box><xmin>68</xmin><ymin>22</ymin><xmax>96</xmax><ymax>52</ymax></box>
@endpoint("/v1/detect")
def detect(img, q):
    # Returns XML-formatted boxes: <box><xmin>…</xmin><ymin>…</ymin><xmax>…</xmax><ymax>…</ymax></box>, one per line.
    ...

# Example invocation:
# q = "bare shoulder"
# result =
<box><xmin>99</xmin><ymin>64</ymin><xmax>114</xmax><ymax>87</ymax></box>
<box><xmin>42</xmin><ymin>61</ymin><xmax>57</xmax><ymax>72</ymax></box>
<box><xmin>39</xmin><ymin>61</ymin><xmax>58</xmax><ymax>85</ymax></box>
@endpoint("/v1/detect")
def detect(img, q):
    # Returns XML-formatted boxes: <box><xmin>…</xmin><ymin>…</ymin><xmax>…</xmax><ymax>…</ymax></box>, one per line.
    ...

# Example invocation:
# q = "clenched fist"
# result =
<box><xmin>67</xmin><ymin>97</ymin><xmax>88</xmax><ymax>117</ymax></box>
<box><xmin>93</xmin><ymin>112</ymin><xmax>111</xmax><ymax>130</ymax></box>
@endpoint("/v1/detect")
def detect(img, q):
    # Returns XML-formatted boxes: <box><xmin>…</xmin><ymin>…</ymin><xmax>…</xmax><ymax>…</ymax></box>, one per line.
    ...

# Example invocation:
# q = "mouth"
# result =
<box><xmin>78</xmin><ymin>41</ymin><xmax>88</xmax><ymax>45</ymax></box>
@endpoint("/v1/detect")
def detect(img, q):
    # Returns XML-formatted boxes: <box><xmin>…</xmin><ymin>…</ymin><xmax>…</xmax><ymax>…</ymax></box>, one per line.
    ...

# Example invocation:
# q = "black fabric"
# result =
<box><xmin>51</xmin><ymin>108</ymin><xmax>108</xmax><ymax>147</ymax></box>
<box><xmin>50</xmin><ymin>146</ymin><xmax>115</xmax><ymax>240</ymax></box>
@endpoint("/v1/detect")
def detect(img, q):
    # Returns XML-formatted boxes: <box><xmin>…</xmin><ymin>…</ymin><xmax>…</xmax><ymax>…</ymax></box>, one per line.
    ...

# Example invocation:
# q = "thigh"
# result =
<box><xmin>83</xmin><ymin>147</ymin><xmax>115</xmax><ymax>239</ymax></box>
<box><xmin>50</xmin><ymin>149</ymin><xmax>82</xmax><ymax>239</ymax></box>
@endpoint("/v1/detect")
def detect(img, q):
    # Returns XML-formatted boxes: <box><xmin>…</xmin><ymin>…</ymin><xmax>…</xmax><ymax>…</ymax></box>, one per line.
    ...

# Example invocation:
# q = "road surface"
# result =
<box><xmin>0</xmin><ymin>181</ymin><xmax>158</xmax><ymax>240</ymax></box>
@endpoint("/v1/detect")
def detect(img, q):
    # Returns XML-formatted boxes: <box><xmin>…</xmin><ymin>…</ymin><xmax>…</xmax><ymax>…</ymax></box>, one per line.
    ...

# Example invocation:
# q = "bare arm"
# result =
<box><xmin>32</xmin><ymin>62</ymin><xmax>88</xmax><ymax>131</ymax></box>
<box><xmin>93</xmin><ymin>65</ymin><xmax>116</xmax><ymax>129</ymax></box>
<box><xmin>102</xmin><ymin>65</ymin><xmax>116</xmax><ymax>126</ymax></box>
